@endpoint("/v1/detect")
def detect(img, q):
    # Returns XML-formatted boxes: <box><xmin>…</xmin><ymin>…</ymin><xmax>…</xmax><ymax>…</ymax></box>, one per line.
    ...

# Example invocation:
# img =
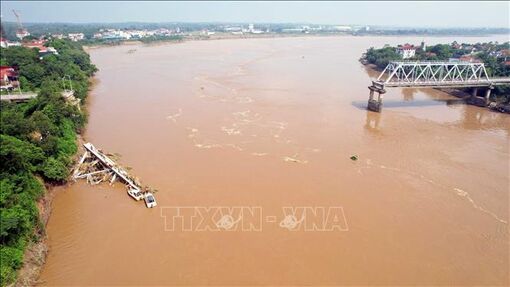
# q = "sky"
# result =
<box><xmin>0</xmin><ymin>1</ymin><xmax>509</xmax><ymax>28</ymax></box>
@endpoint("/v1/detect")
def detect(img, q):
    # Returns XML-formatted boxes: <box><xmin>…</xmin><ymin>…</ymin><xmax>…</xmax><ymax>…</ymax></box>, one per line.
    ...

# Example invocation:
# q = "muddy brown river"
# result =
<box><xmin>40</xmin><ymin>36</ymin><xmax>509</xmax><ymax>286</ymax></box>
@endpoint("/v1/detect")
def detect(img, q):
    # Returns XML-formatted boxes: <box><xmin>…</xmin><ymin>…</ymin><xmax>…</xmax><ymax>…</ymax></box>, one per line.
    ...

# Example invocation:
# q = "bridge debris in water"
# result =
<box><xmin>72</xmin><ymin>142</ymin><xmax>157</xmax><ymax>208</ymax></box>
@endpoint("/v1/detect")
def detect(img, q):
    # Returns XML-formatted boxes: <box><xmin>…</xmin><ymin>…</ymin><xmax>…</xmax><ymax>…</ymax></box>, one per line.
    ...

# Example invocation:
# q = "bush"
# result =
<box><xmin>0</xmin><ymin>245</ymin><xmax>24</xmax><ymax>284</ymax></box>
<box><xmin>41</xmin><ymin>157</ymin><xmax>69</xmax><ymax>181</ymax></box>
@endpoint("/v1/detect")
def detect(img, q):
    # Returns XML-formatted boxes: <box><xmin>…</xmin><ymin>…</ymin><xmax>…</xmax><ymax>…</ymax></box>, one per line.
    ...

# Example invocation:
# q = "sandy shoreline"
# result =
<box><xmin>81</xmin><ymin>32</ymin><xmax>508</xmax><ymax>50</ymax></box>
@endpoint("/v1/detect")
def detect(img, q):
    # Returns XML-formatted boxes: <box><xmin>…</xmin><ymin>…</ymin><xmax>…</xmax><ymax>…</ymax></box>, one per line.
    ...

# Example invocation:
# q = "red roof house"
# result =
<box><xmin>0</xmin><ymin>66</ymin><xmax>20</xmax><ymax>90</ymax></box>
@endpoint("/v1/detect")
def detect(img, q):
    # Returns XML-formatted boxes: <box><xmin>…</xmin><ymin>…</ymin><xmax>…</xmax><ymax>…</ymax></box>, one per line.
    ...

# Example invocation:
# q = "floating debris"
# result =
<box><xmin>251</xmin><ymin>152</ymin><xmax>268</xmax><ymax>157</ymax></box>
<box><xmin>73</xmin><ymin>143</ymin><xmax>157</xmax><ymax>208</ymax></box>
<box><xmin>283</xmin><ymin>155</ymin><xmax>308</xmax><ymax>164</ymax></box>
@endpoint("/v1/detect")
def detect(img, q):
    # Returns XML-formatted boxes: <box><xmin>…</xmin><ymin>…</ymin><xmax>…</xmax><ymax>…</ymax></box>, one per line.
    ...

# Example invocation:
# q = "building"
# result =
<box><xmin>68</xmin><ymin>33</ymin><xmax>85</xmax><ymax>41</ymax></box>
<box><xmin>0</xmin><ymin>37</ymin><xmax>8</xmax><ymax>48</ymax></box>
<box><xmin>52</xmin><ymin>34</ymin><xmax>65</xmax><ymax>39</ymax></box>
<box><xmin>0</xmin><ymin>38</ymin><xmax>21</xmax><ymax>48</ymax></box>
<box><xmin>459</xmin><ymin>55</ymin><xmax>480</xmax><ymax>63</ymax></box>
<box><xmin>101</xmin><ymin>29</ymin><xmax>131</xmax><ymax>40</ymax></box>
<box><xmin>15</xmin><ymin>29</ymin><xmax>30</xmax><ymax>39</ymax></box>
<box><xmin>0</xmin><ymin>66</ymin><xmax>19</xmax><ymax>90</ymax></box>
<box><xmin>333</xmin><ymin>26</ymin><xmax>352</xmax><ymax>31</ymax></box>
<box><xmin>396</xmin><ymin>44</ymin><xmax>417</xmax><ymax>59</ymax></box>
<box><xmin>22</xmin><ymin>40</ymin><xmax>58</xmax><ymax>57</ymax></box>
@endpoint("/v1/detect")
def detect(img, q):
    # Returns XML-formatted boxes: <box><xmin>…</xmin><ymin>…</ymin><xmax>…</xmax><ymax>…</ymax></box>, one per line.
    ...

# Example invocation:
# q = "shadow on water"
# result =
<box><xmin>352</xmin><ymin>98</ymin><xmax>466</xmax><ymax>110</ymax></box>
<box><xmin>358</xmin><ymin>100</ymin><xmax>509</xmax><ymax>136</ymax></box>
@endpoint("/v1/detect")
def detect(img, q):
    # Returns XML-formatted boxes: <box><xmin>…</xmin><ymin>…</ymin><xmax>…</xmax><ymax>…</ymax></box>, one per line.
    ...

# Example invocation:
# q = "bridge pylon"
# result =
<box><xmin>367</xmin><ymin>82</ymin><xmax>386</xmax><ymax>112</ymax></box>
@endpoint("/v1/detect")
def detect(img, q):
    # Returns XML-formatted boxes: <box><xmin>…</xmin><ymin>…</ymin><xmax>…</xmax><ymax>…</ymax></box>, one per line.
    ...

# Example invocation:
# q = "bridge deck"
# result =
<box><xmin>376</xmin><ymin>77</ymin><xmax>510</xmax><ymax>88</ymax></box>
<box><xmin>82</xmin><ymin>143</ymin><xmax>141</xmax><ymax>190</ymax></box>
<box><xmin>0</xmin><ymin>93</ymin><xmax>37</xmax><ymax>102</ymax></box>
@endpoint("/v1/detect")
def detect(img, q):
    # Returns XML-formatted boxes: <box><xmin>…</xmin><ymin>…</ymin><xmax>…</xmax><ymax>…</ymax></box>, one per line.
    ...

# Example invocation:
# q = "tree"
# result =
<box><xmin>0</xmin><ymin>135</ymin><xmax>44</xmax><ymax>174</ymax></box>
<box><xmin>40</xmin><ymin>157</ymin><xmax>68</xmax><ymax>181</ymax></box>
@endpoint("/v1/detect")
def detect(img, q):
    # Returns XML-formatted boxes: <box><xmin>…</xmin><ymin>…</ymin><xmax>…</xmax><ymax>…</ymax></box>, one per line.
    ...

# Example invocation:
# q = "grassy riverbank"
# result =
<box><xmin>0</xmin><ymin>39</ymin><xmax>96</xmax><ymax>286</ymax></box>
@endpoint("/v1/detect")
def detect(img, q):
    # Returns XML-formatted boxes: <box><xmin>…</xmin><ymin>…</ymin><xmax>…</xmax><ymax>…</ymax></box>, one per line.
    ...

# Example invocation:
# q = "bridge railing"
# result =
<box><xmin>388</xmin><ymin>60</ymin><xmax>478</xmax><ymax>65</ymax></box>
<box><xmin>376</xmin><ymin>61</ymin><xmax>491</xmax><ymax>85</ymax></box>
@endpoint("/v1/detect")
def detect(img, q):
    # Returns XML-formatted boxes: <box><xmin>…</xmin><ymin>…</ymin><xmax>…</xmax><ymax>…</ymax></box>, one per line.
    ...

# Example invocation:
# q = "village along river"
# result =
<box><xmin>39</xmin><ymin>35</ymin><xmax>509</xmax><ymax>285</ymax></box>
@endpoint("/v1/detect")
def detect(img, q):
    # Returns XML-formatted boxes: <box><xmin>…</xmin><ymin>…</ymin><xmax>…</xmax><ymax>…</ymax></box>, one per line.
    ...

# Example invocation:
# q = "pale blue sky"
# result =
<box><xmin>1</xmin><ymin>1</ymin><xmax>509</xmax><ymax>28</ymax></box>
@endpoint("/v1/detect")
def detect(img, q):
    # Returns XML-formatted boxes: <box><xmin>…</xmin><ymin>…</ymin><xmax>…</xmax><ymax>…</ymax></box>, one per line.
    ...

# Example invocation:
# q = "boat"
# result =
<box><xmin>127</xmin><ymin>186</ymin><xmax>144</xmax><ymax>201</ymax></box>
<box><xmin>144</xmin><ymin>192</ymin><xmax>157</xmax><ymax>208</ymax></box>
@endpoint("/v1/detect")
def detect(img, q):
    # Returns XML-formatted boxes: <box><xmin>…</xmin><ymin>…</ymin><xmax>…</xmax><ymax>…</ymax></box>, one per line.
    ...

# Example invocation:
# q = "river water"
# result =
<box><xmin>40</xmin><ymin>35</ymin><xmax>509</xmax><ymax>286</ymax></box>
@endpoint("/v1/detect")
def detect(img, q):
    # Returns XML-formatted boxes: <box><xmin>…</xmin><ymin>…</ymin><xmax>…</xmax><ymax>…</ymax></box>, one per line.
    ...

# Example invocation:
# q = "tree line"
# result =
<box><xmin>0</xmin><ymin>39</ymin><xmax>96</xmax><ymax>285</ymax></box>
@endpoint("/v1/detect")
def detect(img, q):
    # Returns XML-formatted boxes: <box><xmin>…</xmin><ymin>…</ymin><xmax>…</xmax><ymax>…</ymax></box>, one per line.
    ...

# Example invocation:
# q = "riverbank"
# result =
<box><xmin>12</xmin><ymin>77</ymin><xmax>97</xmax><ymax>286</ymax></box>
<box><xmin>12</xmin><ymin>135</ymin><xmax>88</xmax><ymax>287</ymax></box>
<box><xmin>0</xmin><ymin>39</ymin><xmax>97</xmax><ymax>286</ymax></box>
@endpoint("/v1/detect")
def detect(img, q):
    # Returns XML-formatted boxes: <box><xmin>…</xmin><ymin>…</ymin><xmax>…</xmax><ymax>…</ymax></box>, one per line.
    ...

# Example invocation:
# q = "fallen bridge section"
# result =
<box><xmin>73</xmin><ymin>142</ymin><xmax>157</xmax><ymax>208</ymax></box>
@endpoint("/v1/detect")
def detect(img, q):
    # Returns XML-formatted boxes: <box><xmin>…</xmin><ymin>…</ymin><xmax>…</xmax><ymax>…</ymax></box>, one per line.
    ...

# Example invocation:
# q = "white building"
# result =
<box><xmin>68</xmin><ymin>33</ymin><xmax>85</xmax><ymax>42</ymax></box>
<box><xmin>15</xmin><ymin>30</ymin><xmax>30</xmax><ymax>39</ymax></box>
<box><xmin>396</xmin><ymin>44</ymin><xmax>417</xmax><ymax>59</ymax></box>
<box><xmin>334</xmin><ymin>26</ymin><xmax>352</xmax><ymax>31</ymax></box>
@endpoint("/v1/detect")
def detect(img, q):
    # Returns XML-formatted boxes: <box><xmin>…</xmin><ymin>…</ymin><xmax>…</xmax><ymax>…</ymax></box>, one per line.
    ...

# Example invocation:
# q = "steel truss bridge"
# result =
<box><xmin>367</xmin><ymin>61</ymin><xmax>510</xmax><ymax>112</ymax></box>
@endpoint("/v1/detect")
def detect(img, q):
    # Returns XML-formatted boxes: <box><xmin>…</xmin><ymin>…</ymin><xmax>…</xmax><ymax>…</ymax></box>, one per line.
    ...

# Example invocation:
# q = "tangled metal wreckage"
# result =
<box><xmin>72</xmin><ymin>143</ymin><xmax>157</xmax><ymax>208</ymax></box>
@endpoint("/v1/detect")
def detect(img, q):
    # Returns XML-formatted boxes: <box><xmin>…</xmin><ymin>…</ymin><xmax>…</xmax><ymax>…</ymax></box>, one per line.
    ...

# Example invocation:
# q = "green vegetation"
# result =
<box><xmin>363</xmin><ymin>47</ymin><xmax>401</xmax><ymax>70</ymax></box>
<box><xmin>0</xmin><ymin>39</ymin><xmax>96</xmax><ymax>285</ymax></box>
<box><xmin>138</xmin><ymin>35</ymin><xmax>184</xmax><ymax>44</ymax></box>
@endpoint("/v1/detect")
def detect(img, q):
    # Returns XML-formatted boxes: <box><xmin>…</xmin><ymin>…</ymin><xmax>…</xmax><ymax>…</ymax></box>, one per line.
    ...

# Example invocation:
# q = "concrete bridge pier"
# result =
<box><xmin>471</xmin><ymin>88</ymin><xmax>478</xmax><ymax>97</ymax></box>
<box><xmin>484</xmin><ymin>86</ymin><xmax>494</xmax><ymax>106</ymax></box>
<box><xmin>367</xmin><ymin>85</ymin><xmax>386</xmax><ymax>112</ymax></box>
<box><xmin>468</xmin><ymin>86</ymin><xmax>494</xmax><ymax>107</ymax></box>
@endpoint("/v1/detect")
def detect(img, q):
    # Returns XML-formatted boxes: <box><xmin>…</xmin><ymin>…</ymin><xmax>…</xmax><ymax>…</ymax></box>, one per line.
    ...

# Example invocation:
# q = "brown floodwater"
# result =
<box><xmin>40</xmin><ymin>36</ymin><xmax>509</xmax><ymax>286</ymax></box>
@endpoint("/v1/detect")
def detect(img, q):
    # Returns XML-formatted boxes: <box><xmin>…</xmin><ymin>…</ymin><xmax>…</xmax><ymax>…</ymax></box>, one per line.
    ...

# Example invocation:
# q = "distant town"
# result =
<box><xmin>1</xmin><ymin>12</ymin><xmax>509</xmax><ymax>96</ymax></box>
<box><xmin>1</xmin><ymin>10</ymin><xmax>509</xmax><ymax>45</ymax></box>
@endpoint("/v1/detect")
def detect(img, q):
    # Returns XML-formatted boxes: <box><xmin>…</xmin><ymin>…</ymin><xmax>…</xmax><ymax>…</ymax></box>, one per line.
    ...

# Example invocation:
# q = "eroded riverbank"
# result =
<box><xmin>39</xmin><ymin>35</ymin><xmax>509</xmax><ymax>286</ymax></box>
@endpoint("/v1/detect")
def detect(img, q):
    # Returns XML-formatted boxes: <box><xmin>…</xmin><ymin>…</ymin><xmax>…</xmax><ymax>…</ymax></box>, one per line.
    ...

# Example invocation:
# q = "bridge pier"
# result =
<box><xmin>472</xmin><ymin>88</ymin><xmax>478</xmax><ymax>97</ymax></box>
<box><xmin>467</xmin><ymin>86</ymin><xmax>494</xmax><ymax>107</ymax></box>
<box><xmin>367</xmin><ymin>85</ymin><xmax>386</xmax><ymax>112</ymax></box>
<box><xmin>484</xmin><ymin>86</ymin><xmax>494</xmax><ymax>106</ymax></box>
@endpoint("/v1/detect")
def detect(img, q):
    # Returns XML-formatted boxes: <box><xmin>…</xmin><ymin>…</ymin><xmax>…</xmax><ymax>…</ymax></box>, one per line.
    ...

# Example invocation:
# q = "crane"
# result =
<box><xmin>12</xmin><ymin>10</ymin><xmax>23</xmax><ymax>30</ymax></box>
<box><xmin>0</xmin><ymin>14</ymin><xmax>5</xmax><ymax>38</ymax></box>
<box><xmin>12</xmin><ymin>9</ymin><xmax>29</xmax><ymax>39</ymax></box>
